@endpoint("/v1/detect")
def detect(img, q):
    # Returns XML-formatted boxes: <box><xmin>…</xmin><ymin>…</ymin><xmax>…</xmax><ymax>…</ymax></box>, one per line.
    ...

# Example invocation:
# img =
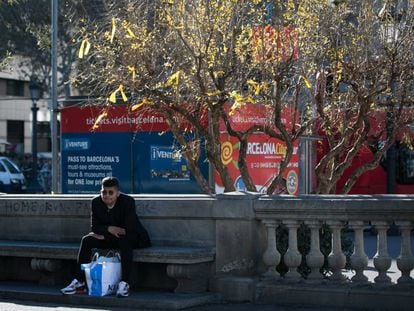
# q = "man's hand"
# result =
<box><xmin>108</xmin><ymin>226</ymin><xmax>126</xmax><ymax>238</ymax></box>
<box><xmin>87</xmin><ymin>232</ymin><xmax>105</xmax><ymax>240</ymax></box>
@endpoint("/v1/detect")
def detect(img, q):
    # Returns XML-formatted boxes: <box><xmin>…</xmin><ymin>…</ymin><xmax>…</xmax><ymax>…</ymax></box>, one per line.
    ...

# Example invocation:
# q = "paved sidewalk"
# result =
<box><xmin>0</xmin><ymin>300</ymin><xmax>354</xmax><ymax>311</ymax></box>
<box><xmin>0</xmin><ymin>282</ymin><xmax>355</xmax><ymax>311</ymax></box>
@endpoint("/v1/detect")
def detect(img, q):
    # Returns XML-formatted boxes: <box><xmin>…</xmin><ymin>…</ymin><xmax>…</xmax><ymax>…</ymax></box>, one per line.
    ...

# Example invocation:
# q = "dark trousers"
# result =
<box><xmin>76</xmin><ymin>234</ymin><xmax>139</xmax><ymax>284</ymax></box>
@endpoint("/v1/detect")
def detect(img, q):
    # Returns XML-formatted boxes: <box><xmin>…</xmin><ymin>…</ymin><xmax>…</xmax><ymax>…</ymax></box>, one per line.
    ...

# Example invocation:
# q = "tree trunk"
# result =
<box><xmin>238</xmin><ymin>136</ymin><xmax>257</xmax><ymax>192</ymax></box>
<box><xmin>207</xmin><ymin>107</ymin><xmax>235</xmax><ymax>192</ymax></box>
<box><xmin>164</xmin><ymin>110</ymin><xmax>212</xmax><ymax>194</ymax></box>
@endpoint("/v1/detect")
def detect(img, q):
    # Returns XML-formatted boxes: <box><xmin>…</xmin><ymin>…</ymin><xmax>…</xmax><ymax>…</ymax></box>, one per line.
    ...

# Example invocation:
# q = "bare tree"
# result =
<box><xmin>73</xmin><ymin>0</ymin><xmax>414</xmax><ymax>194</ymax></box>
<box><xmin>310</xmin><ymin>1</ymin><xmax>414</xmax><ymax>193</ymax></box>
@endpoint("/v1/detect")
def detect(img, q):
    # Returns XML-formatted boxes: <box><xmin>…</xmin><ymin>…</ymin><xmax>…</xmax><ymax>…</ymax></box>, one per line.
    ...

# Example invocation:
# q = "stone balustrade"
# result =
<box><xmin>255</xmin><ymin>195</ymin><xmax>414</xmax><ymax>285</ymax></box>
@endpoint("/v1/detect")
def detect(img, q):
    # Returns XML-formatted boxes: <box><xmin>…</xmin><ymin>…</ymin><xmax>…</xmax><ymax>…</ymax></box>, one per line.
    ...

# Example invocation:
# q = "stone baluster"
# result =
<box><xmin>372</xmin><ymin>221</ymin><xmax>392</xmax><ymax>284</ymax></box>
<box><xmin>305</xmin><ymin>220</ymin><xmax>324</xmax><ymax>281</ymax></box>
<box><xmin>283</xmin><ymin>220</ymin><xmax>302</xmax><ymax>281</ymax></box>
<box><xmin>349</xmin><ymin>221</ymin><xmax>369</xmax><ymax>283</ymax></box>
<box><xmin>327</xmin><ymin>221</ymin><xmax>346</xmax><ymax>281</ymax></box>
<box><xmin>262</xmin><ymin>220</ymin><xmax>281</xmax><ymax>279</ymax></box>
<box><xmin>395</xmin><ymin>221</ymin><xmax>414</xmax><ymax>284</ymax></box>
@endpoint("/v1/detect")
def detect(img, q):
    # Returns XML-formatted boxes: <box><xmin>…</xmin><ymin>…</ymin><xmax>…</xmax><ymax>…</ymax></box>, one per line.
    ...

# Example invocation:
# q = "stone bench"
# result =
<box><xmin>0</xmin><ymin>240</ymin><xmax>215</xmax><ymax>293</ymax></box>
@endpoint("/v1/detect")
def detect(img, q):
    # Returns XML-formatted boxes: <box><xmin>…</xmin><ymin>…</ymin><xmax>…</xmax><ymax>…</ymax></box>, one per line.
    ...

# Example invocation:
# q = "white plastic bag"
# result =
<box><xmin>81</xmin><ymin>251</ymin><xmax>122</xmax><ymax>296</ymax></box>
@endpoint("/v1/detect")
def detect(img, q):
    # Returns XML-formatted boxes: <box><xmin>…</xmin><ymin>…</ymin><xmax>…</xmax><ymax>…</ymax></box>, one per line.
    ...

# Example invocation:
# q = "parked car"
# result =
<box><xmin>0</xmin><ymin>156</ymin><xmax>26</xmax><ymax>193</ymax></box>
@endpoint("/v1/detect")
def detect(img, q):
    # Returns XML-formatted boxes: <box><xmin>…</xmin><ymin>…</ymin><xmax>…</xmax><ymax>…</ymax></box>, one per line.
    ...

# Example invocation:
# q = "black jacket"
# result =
<box><xmin>90</xmin><ymin>193</ymin><xmax>151</xmax><ymax>248</ymax></box>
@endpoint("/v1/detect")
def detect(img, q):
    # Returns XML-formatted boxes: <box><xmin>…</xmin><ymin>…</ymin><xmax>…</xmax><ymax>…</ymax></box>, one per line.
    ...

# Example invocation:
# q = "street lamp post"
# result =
<box><xmin>379</xmin><ymin>4</ymin><xmax>402</xmax><ymax>194</ymax></box>
<box><xmin>29</xmin><ymin>80</ymin><xmax>42</xmax><ymax>193</ymax></box>
<box><xmin>386</xmin><ymin>110</ymin><xmax>396</xmax><ymax>194</ymax></box>
<box><xmin>51</xmin><ymin>0</ymin><xmax>59</xmax><ymax>193</ymax></box>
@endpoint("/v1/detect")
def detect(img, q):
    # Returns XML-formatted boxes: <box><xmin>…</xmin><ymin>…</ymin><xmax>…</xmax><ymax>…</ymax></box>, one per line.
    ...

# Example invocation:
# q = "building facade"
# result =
<box><xmin>0</xmin><ymin>58</ymin><xmax>50</xmax><ymax>156</ymax></box>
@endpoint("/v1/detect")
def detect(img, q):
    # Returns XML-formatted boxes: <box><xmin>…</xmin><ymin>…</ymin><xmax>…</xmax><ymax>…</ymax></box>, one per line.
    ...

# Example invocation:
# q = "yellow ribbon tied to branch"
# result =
<box><xmin>127</xmin><ymin>66</ymin><xmax>136</xmax><ymax>81</ymax></box>
<box><xmin>228</xmin><ymin>91</ymin><xmax>255</xmax><ymax>116</ymax></box>
<box><xmin>165</xmin><ymin>71</ymin><xmax>182</xmax><ymax>88</ymax></box>
<box><xmin>92</xmin><ymin>111</ymin><xmax>108</xmax><ymax>130</ymax></box>
<box><xmin>301</xmin><ymin>75</ymin><xmax>312</xmax><ymax>89</ymax></box>
<box><xmin>78</xmin><ymin>39</ymin><xmax>91</xmax><ymax>59</ymax></box>
<box><xmin>109</xmin><ymin>84</ymin><xmax>128</xmax><ymax>103</ymax></box>
<box><xmin>125</xmin><ymin>27</ymin><xmax>137</xmax><ymax>39</ymax></box>
<box><xmin>131</xmin><ymin>98</ymin><xmax>154</xmax><ymax>111</ymax></box>
<box><xmin>110</xmin><ymin>17</ymin><xmax>116</xmax><ymax>43</ymax></box>
<box><xmin>247</xmin><ymin>79</ymin><xmax>261</xmax><ymax>95</ymax></box>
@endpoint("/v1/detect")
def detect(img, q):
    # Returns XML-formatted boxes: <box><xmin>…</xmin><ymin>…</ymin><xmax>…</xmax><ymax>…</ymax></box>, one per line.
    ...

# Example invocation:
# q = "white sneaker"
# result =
<box><xmin>60</xmin><ymin>279</ymin><xmax>86</xmax><ymax>295</ymax></box>
<box><xmin>116</xmin><ymin>281</ymin><xmax>130</xmax><ymax>297</ymax></box>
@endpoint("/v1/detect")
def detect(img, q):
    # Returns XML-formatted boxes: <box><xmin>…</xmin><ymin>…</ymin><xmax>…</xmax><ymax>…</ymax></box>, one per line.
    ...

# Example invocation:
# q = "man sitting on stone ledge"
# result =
<box><xmin>61</xmin><ymin>176</ymin><xmax>151</xmax><ymax>297</ymax></box>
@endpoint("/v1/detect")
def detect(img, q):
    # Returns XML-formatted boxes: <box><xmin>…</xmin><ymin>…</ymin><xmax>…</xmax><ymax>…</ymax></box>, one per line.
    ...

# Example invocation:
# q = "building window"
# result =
<box><xmin>7</xmin><ymin>120</ymin><xmax>24</xmax><ymax>143</ymax></box>
<box><xmin>6</xmin><ymin>79</ymin><xmax>25</xmax><ymax>97</ymax></box>
<box><xmin>37</xmin><ymin>121</ymin><xmax>51</xmax><ymax>152</ymax></box>
<box><xmin>7</xmin><ymin>120</ymin><xmax>24</xmax><ymax>153</ymax></box>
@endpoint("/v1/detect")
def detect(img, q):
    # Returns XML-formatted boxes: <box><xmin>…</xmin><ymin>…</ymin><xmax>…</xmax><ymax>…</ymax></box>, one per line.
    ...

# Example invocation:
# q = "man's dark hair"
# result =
<box><xmin>101</xmin><ymin>176</ymin><xmax>119</xmax><ymax>188</ymax></box>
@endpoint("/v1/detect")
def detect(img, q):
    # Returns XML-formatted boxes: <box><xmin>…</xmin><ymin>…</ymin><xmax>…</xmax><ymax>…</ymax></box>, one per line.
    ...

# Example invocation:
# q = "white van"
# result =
<box><xmin>0</xmin><ymin>157</ymin><xmax>26</xmax><ymax>193</ymax></box>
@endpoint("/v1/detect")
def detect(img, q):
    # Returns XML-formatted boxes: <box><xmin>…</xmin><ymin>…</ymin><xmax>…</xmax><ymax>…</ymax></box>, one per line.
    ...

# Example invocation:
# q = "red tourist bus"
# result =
<box><xmin>317</xmin><ymin>111</ymin><xmax>414</xmax><ymax>194</ymax></box>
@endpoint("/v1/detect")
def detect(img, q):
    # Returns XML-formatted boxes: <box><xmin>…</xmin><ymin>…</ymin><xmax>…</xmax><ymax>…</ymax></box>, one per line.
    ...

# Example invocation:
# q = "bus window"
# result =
<box><xmin>397</xmin><ymin>144</ymin><xmax>414</xmax><ymax>184</ymax></box>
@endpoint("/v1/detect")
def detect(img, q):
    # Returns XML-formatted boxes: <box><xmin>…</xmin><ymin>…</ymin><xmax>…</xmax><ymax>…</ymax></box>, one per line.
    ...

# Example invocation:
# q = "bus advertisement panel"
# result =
<box><xmin>61</xmin><ymin>104</ymin><xmax>299</xmax><ymax>194</ymax></box>
<box><xmin>216</xmin><ymin>104</ymin><xmax>300</xmax><ymax>194</ymax></box>
<box><xmin>60</xmin><ymin>105</ymin><xmax>206</xmax><ymax>194</ymax></box>
<box><xmin>216</xmin><ymin>134</ymin><xmax>299</xmax><ymax>194</ymax></box>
